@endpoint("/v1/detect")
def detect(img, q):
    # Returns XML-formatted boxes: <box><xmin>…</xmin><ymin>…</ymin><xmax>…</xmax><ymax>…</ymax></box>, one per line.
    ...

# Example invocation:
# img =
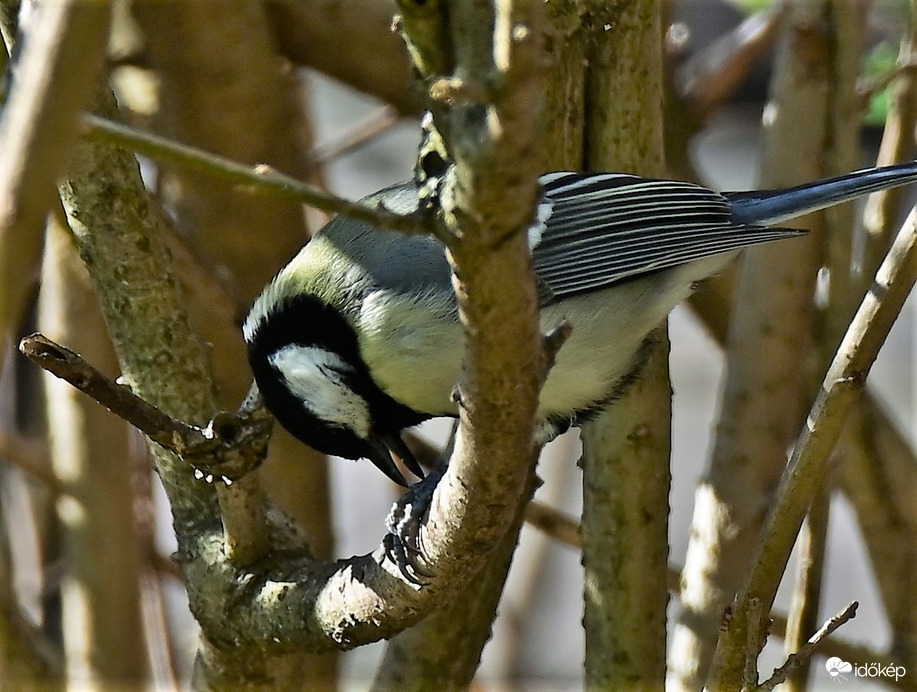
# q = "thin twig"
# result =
<box><xmin>756</xmin><ymin>602</ymin><xmax>858</xmax><ymax>691</ymax></box>
<box><xmin>305</xmin><ymin>104</ymin><xmax>400</xmax><ymax>170</ymax></box>
<box><xmin>857</xmin><ymin>59</ymin><xmax>917</xmax><ymax>110</ymax></box>
<box><xmin>20</xmin><ymin>333</ymin><xmax>200</xmax><ymax>449</ymax></box>
<box><xmin>783</xmin><ymin>482</ymin><xmax>832</xmax><ymax>692</ymax></box>
<box><xmin>18</xmin><ymin>333</ymin><xmax>272</xmax><ymax>481</ymax></box>
<box><xmin>524</xmin><ymin>500</ymin><xmax>580</xmax><ymax>548</ymax></box>
<box><xmin>863</xmin><ymin>16</ymin><xmax>917</xmax><ymax>253</ymax></box>
<box><xmin>79</xmin><ymin>113</ymin><xmax>433</xmax><ymax>235</ymax></box>
<box><xmin>743</xmin><ymin>598</ymin><xmax>764</xmax><ymax>691</ymax></box>
<box><xmin>770</xmin><ymin>610</ymin><xmax>901</xmax><ymax>676</ymax></box>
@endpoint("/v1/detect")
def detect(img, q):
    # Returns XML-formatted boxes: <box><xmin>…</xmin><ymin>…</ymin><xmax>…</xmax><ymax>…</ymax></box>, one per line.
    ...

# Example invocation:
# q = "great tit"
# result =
<box><xmin>243</xmin><ymin>163</ymin><xmax>917</xmax><ymax>487</ymax></box>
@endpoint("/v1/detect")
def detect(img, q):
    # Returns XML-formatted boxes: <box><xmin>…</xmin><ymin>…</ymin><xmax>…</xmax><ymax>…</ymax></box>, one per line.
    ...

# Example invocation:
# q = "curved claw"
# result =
<box><xmin>383</xmin><ymin>534</ymin><xmax>431</xmax><ymax>586</ymax></box>
<box><xmin>382</xmin><ymin>466</ymin><xmax>446</xmax><ymax>585</ymax></box>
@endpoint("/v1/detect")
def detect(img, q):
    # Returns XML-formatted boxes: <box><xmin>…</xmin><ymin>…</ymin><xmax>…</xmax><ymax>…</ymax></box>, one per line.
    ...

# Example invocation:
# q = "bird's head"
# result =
<box><xmin>243</xmin><ymin>289</ymin><xmax>426</xmax><ymax>486</ymax></box>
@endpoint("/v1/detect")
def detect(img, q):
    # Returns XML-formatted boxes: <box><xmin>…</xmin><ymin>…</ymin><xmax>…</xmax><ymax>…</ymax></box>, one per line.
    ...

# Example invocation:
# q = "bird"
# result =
<box><xmin>243</xmin><ymin>162</ymin><xmax>917</xmax><ymax>490</ymax></box>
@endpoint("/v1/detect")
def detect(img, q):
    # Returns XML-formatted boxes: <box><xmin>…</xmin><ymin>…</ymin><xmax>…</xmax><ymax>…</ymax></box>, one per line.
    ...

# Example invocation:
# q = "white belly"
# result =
<box><xmin>356</xmin><ymin>256</ymin><xmax>728</xmax><ymax>421</ymax></box>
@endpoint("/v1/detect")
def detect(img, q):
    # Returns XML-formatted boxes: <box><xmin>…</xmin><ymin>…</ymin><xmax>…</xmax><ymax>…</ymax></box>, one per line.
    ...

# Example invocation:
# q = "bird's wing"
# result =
<box><xmin>532</xmin><ymin>172</ymin><xmax>804</xmax><ymax>301</ymax></box>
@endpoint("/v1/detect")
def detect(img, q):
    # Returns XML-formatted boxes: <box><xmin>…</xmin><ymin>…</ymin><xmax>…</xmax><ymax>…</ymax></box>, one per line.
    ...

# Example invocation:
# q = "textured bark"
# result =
<box><xmin>130</xmin><ymin>4</ymin><xmax>337</xmax><ymax>684</ymax></box>
<box><xmin>579</xmin><ymin>1</ymin><xmax>670</xmax><ymax>689</ymax></box>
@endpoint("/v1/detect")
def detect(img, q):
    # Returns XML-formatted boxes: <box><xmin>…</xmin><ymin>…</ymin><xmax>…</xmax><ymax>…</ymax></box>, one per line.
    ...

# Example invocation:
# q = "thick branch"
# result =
<box><xmin>579</xmin><ymin>1</ymin><xmax>670</xmax><ymax>689</ymax></box>
<box><xmin>372</xmin><ymin>466</ymin><xmax>539</xmax><ymax>691</ymax></box>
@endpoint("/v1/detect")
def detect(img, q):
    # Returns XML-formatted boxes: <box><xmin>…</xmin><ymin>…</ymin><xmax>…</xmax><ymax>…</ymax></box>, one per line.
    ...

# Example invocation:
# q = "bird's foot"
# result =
<box><xmin>383</xmin><ymin>465</ymin><xmax>446</xmax><ymax>586</ymax></box>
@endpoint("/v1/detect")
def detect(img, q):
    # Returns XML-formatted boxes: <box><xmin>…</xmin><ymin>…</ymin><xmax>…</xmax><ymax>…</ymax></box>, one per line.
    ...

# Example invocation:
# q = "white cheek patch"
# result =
<box><xmin>268</xmin><ymin>345</ymin><xmax>372</xmax><ymax>438</ymax></box>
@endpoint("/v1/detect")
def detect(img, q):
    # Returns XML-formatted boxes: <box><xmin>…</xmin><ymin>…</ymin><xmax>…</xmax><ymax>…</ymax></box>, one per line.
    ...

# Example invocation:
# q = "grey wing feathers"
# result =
<box><xmin>532</xmin><ymin>172</ymin><xmax>804</xmax><ymax>299</ymax></box>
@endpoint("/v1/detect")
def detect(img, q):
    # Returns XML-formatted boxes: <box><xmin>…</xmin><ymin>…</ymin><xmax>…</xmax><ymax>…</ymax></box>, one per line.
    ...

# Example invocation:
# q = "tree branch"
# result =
<box><xmin>18</xmin><ymin>0</ymin><xmax>561</xmax><ymax>661</ymax></box>
<box><xmin>863</xmin><ymin>12</ymin><xmax>917</xmax><ymax>270</ymax></box>
<box><xmin>80</xmin><ymin>114</ymin><xmax>434</xmax><ymax>237</ymax></box>
<box><xmin>264</xmin><ymin>0</ymin><xmax>419</xmax><ymax>115</ymax></box>
<box><xmin>675</xmin><ymin>3</ymin><xmax>786</xmax><ymax>123</ymax></box>
<box><xmin>578</xmin><ymin>1</ymin><xmax>669</xmax><ymax>688</ymax></box>
<box><xmin>756</xmin><ymin>602</ymin><xmax>858</xmax><ymax>692</ymax></box>
<box><xmin>707</xmin><ymin>197</ymin><xmax>917</xmax><ymax>690</ymax></box>
<box><xmin>781</xmin><ymin>482</ymin><xmax>831</xmax><ymax>692</ymax></box>
<box><xmin>19</xmin><ymin>333</ymin><xmax>272</xmax><ymax>483</ymax></box>
<box><xmin>0</xmin><ymin>429</ymin><xmax>59</xmax><ymax>495</ymax></box>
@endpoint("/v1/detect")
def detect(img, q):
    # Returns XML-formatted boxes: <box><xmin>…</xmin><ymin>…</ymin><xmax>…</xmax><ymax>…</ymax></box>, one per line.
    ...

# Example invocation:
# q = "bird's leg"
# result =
<box><xmin>383</xmin><ymin>464</ymin><xmax>447</xmax><ymax>585</ymax></box>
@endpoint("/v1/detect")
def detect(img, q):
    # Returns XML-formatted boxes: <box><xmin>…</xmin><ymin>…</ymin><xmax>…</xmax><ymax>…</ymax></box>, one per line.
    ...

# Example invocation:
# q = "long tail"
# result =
<box><xmin>725</xmin><ymin>161</ymin><xmax>917</xmax><ymax>226</ymax></box>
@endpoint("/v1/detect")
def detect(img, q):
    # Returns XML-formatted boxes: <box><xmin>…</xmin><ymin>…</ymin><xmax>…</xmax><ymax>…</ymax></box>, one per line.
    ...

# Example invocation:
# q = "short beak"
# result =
<box><xmin>367</xmin><ymin>432</ymin><xmax>425</xmax><ymax>487</ymax></box>
<box><xmin>378</xmin><ymin>431</ymin><xmax>425</xmax><ymax>480</ymax></box>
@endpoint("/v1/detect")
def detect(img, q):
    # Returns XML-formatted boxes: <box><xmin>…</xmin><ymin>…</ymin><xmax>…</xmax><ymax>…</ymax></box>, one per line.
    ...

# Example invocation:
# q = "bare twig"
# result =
<box><xmin>783</xmin><ymin>482</ymin><xmax>832</xmax><ymax>692</ymax></box>
<box><xmin>19</xmin><ymin>333</ymin><xmax>272</xmax><ymax>482</ymax></box>
<box><xmin>863</xmin><ymin>14</ymin><xmax>917</xmax><ymax>260</ymax></box>
<box><xmin>524</xmin><ymin>500</ymin><xmax>580</xmax><ymax>548</ymax></box>
<box><xmin>857</xmin><ymin>60</ymin><xmax>917</xmax><ymax>113</ymax></box>
<box><xmin>769</xmin><ymin>609</ymin><xmax>901</xmax><ymax>677</ymax></box>
<box><xmin>80</xmin><ymin>114</ymin><xmax>433</xmax><ymax>236</ymax></box>
<box><xmin>743</xmin><ymin>598</ymin><xmax>764</xmax><ymax>691</ymax></box>
<box><xmin>21</xmin><ymin>334</ymin><xmax>196</xmax><ymax>446</ymax></box>
<box><xmin>756</xmin><ymin>602</ymin><xmax>858</xmax><ymax>692</ymax></box>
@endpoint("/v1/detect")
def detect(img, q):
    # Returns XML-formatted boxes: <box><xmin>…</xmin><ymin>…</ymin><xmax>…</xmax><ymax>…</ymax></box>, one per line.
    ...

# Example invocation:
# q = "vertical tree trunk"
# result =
<box><xmin>580</xmin><ymin>1</ymin><xmax>669</xmax><ymax>689</ymax></box>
